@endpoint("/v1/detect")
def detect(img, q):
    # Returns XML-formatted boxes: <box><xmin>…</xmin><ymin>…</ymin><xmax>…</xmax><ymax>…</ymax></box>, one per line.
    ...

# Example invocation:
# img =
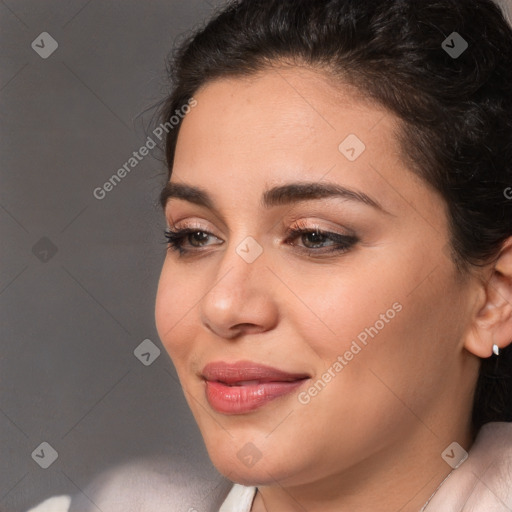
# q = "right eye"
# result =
<box><xmin>164</xmin><ymin>227</ymin><xmax>222</xmax><ymax>256</ymax></box>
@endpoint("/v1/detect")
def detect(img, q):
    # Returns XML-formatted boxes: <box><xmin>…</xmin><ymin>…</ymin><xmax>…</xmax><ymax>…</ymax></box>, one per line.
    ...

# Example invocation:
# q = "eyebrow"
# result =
<box><xmin>159</xmin><ymin>180</ymin><xmax>388</xmax><ymax>214</ymax></box>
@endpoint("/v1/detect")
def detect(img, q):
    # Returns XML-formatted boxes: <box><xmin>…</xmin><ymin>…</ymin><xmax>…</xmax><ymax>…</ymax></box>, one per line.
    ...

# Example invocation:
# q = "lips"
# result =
<box><xmin>201</xmin><ymin>360</ymin><xmax>310</xmax><ymax>414</ymax></box>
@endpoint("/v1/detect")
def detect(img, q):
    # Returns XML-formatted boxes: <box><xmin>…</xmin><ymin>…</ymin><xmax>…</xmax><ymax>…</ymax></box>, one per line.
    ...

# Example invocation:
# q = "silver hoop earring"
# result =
<box><xmin>492</xmin><ymin>344</ymin><xmax>500</xmax><ymax>356</ymax></box>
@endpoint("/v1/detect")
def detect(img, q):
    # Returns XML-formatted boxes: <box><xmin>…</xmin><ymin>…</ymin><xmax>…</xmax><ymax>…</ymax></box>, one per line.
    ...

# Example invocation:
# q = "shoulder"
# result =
<box><xmin>425</xmin><ymin>421</ymin><xmax>512</xmax><ymax>511</ymax></box>
<box><xmin>218</xmin><ymin>484</ymin><xmax>257</xmax><ymax>512</ymax></box>
<box><xmin>26</xmin><ymin>455</ymin><xmax>231</xmax><ymax>512</ymax></box>
<box><xmin>26</xmin><ymin>496</ymin><xmax>71</xmax><ymax>512</ymax></box>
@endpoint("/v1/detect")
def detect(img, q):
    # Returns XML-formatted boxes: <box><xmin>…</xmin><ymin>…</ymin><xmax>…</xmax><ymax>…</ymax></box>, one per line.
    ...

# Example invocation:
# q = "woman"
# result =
<box><xmin>154</xmin><ymin>0</ymin><xmax>512</xmax><ymax>510</ymax></box>
<box><xmin>29</xmin><ymin>0</ymin><xmax>512</xmax><ymax>510</ymax></box>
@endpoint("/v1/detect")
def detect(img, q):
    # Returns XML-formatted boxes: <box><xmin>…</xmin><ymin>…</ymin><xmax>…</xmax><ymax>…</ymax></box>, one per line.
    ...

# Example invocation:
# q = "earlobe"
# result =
<box><xmin>464</xmin><ymin>237</ymin><xmax>512</xmax><ymax>359</ymax></box>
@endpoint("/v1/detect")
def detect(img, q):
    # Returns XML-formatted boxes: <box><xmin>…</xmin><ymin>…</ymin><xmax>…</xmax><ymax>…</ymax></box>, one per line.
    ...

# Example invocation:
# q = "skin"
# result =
<box><xmin>155</xmin><ymin>65</ymin><xmax>512</xmax><ymax>512</ymax></box>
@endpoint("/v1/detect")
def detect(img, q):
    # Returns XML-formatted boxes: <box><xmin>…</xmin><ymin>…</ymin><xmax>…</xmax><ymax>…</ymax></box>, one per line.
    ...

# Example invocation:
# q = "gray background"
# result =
<box><xmin>1</xmin><ymin>1</ymin><xmax>511</xmax><ymax>511</ymax></box>
<box><xmin>0</xmin><ymin>1</ymin><xmax>231</xmax><ymax>511</ymax></box>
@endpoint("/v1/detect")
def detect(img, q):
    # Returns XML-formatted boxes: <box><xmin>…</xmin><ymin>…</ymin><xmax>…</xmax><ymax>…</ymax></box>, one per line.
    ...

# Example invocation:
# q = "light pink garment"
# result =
<box><xmin>424</xmin><ymin>422</ymin><xmax>512</xmax><ymax>511</ymax></box>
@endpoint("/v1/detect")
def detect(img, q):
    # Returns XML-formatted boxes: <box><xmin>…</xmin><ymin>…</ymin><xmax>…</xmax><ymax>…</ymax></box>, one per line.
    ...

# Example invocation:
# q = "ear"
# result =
<box><xmin>464</xmin><ymin>237</ymin><xmax>512</xmax><ymax>358</ymax></box>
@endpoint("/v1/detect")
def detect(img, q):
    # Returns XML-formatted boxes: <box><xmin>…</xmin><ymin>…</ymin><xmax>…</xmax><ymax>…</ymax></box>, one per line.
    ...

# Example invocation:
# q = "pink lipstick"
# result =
<box><xmin>201</xmin><ymin>360</ymin><xmax>309</xmax><ymax>414</ymax></box>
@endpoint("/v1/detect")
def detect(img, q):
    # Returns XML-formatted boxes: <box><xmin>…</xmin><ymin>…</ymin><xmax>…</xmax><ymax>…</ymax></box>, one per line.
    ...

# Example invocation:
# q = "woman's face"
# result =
<box><xmin>155</xmin><ymin>66</ymin><xmax>479</xmax><ymax>489</ymax></box>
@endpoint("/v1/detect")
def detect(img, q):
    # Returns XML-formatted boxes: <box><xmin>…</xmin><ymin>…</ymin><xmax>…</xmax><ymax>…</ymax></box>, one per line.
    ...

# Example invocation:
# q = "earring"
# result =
<box><xmin>492</xmin><ymin>344</ymin><xmax>500</xmax><ymax>356</ymax></box>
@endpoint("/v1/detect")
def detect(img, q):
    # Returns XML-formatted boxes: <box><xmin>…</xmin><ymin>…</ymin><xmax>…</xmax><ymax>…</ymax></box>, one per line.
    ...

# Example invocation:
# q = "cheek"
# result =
<box><xmin>154</xmin><ymin>262</ymin><xmax>198</xmax><ymax>360</ymax></box>
<box><xmin>283</xmin><ymin>287</ymin><xmax>436</xmax><ymax>466</ymax></box>
<box><xmin>288</xmin><ymin>262</ymin><xmax>406</xmax><ymax>361</ymax></box>
<box><xmin>296</xmin><ymin>250</ymin><xmax>462</xmax><ymax>404</ymax></box>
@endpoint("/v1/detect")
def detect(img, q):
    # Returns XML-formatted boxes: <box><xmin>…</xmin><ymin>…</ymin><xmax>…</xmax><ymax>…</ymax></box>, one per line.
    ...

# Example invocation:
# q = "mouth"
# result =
<box><xmin>201</xmin><ymin>360</ymin><xmax>310</xmax><ymax>414</ymax></box>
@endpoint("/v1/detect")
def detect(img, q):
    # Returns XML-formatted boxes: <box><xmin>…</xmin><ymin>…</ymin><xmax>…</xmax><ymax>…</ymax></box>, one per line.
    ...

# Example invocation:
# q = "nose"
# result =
<box><xmin>199</xmin><ymin>239</ymin><xmax>279</xmax><ymax>340</ymax></box>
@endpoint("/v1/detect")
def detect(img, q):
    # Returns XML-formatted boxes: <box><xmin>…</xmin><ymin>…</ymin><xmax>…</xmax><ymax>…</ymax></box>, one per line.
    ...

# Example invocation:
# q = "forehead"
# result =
<box><xmin>169</xmin><ymin>66</ymin><xmax>432</xmax><ymax>221</ymax></box>
<box><xmin>174</xmin><ymin>67</ymin><xmax>398</xmax><ymax>172</ymax></box>
<box><xmin>177</xmin><ymin>66</ymin><xmax>391</xmax><ymax>156</ymax></box>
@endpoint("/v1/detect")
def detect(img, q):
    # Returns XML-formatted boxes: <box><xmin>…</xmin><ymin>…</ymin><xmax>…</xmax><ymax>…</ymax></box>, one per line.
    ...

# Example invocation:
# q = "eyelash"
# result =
<box><xmin>164</xmin><ymin>220</ymin><xmax>358</xmax><ymax>258</ymax></box>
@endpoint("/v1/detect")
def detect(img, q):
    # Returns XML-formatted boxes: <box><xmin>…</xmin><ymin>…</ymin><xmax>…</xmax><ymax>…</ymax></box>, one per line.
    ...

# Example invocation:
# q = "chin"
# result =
<box><xmin>204</xmin><ymin>437</ymin><xmax>301</xmax><ymax>487</ymax></box>
<box><xmin>213</xmin><ymin>460</ymin><xmax>285</xmax><ymax>487</ymax></box>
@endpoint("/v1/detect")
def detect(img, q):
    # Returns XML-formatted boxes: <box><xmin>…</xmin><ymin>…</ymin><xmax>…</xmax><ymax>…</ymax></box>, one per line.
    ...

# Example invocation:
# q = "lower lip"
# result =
<box><xmin>204</xmin><ymin>379</ymin><xmax>307</xmax><ymax>414</ymax></box>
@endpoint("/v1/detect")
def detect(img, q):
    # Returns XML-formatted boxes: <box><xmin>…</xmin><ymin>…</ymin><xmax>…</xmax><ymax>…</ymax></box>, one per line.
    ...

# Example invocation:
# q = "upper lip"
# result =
<box><xmin>201</xmin><ymin>360</ymin><xmax>310</xmax><ymax>384</ymax></box>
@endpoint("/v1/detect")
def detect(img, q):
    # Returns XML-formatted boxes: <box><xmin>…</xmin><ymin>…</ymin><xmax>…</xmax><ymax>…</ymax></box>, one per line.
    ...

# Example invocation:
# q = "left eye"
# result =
<box><xmin>284</xmin><ymin>227</ymin><xmax>358</xmax><ymax>253</ymax></box>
